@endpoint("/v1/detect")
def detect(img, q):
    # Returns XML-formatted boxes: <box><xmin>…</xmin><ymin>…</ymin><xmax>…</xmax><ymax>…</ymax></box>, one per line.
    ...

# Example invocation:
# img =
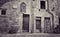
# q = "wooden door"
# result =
<box><xmin>36</xmin><ymin>17</ymin><xmax>41</xmax><ymax>33</ymax></box>
<box><xmin>44</xmin><ymin>17</ymin><xmax>51</xmax><ymax>33</ymax></box>
<box><xmin>23</xmin><ymin>14</ymin><xmax>29</xmax><ymax>32</ymax></box>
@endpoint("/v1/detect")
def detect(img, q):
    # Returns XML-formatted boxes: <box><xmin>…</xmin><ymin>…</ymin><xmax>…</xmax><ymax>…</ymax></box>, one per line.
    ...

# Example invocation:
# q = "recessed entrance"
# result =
<box><xmin>22</xmin><ymin>14</ymin><xmax>29</xmax><ymax>32</ymax></box>
<box><xmin>36</xmin><ymin>17</ymin><xmax>41</xmax><ymax>33</ymax></box>
<box><xmin>44</xmin><ymin>17</ymin><xmax>51</xmax><ymax>33</ymax></box>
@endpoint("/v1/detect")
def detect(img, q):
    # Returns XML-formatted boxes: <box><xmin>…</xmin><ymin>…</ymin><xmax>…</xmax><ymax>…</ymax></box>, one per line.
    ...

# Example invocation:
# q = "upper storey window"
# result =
<box><xmin>1</xmin><ymin>9</ymin><xmax>6</xmax><ymax>15</ymax></box>
<box><xmin>40</xmin><ymin>1</ymin><xmax>45</xmax><ymax>9</ymax></box>
<box><xmin>20</xmin><ymin>2</ymin><xmax>26</xmax><ymax>12</ymax></box>
<box><xmin>52</xmin><ymin>0</ymin><xmax>54</xmax><ymax>2</ymax></box>
<box><xmin>33</xmin><ymin>0</ymin><xmax>35</xmax><ymax>1</ymax></box>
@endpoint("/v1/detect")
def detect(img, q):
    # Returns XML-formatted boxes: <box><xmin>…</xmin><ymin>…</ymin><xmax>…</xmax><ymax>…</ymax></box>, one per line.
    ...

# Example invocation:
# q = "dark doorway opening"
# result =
<box><xmin>23</xmin><ymin>14</ymin><xmax>29</xmax><ymax>32</ymax></box>
<box><xmin>59</xmin><ymin>17</ymin><xmax>60</xmax><ymax>25</ymax></box>
<box><xmin>36</xmin><ymin>17</ymin><xmax>41</xmax><ymax>33</ymax></box>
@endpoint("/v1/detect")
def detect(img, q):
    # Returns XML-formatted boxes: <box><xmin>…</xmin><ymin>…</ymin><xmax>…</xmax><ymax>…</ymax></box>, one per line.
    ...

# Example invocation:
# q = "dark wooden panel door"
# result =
<box><xmin>36</xmin><ymin>17</ymin><xmax>41</xmax><ymax>33</ymax></box>
<box><xmin>23</xmin><ymin>14</ymin><xmax>29</xmax><ymax>32</ymax></box>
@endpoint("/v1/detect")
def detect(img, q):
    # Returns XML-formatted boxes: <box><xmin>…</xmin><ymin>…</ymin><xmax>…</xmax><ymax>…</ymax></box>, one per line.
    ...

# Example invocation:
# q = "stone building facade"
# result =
<box><xmin>0</xmin><ymin>0</ymin><xmax>59</xmax><ymax>33</ymax></box>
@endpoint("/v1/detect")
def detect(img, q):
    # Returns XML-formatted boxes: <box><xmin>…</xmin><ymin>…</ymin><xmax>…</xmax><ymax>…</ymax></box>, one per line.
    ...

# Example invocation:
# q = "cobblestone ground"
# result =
<box><xmin>0</xmin><ymin>33</ymin><xmax>60</xmax><ymax>37</ymax></box>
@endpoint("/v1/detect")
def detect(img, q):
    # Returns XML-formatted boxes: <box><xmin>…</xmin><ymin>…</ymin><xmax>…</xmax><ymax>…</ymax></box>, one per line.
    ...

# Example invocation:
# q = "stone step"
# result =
<box><xmin>0</xmin><ymin>33</ymin><xmax>60</xmax><ymax>37</ymax></box>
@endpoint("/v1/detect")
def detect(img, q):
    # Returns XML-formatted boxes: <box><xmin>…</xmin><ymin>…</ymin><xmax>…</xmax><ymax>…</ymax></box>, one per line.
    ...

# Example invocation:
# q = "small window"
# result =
<box><xmin>40</xmin><ymin>1</ymin><xmax>45</xmax><ymax>9</ymax></box>
<box><xmin>33</xmin><ymin>0</ymin><xmax>35</xmax><ymax>1</ymax></box>
<box><xmin>1</xmin><ymin>9</ymin><xmax>6</xmax><ymax>15</ymax></box>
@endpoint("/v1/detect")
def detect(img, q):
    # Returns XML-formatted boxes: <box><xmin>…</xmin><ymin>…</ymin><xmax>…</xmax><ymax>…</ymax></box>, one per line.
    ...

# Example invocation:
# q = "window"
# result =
<box><xmin>20</xmin><ymin>2</ymin><xmax>26</xmax><ymax>12</ymax></box>
<box><xmin>23</xmin><ymin>14</ymin><xmax>29</xmax><ymax>32</ymax></box>
<box><xmin>1</xmin><ymin>9</ymin><xmax>6</xmax><ymax>15</ymax></box>
<box><xmin>40</xmin><ymin>1</ymin><xmax>45</xmax><ymax>9</ymax></box>
<box><xmin>33</xmin><ymin>0</ymin><xmax>35</xmax><ymax>1</ymax></box>
<box><xmin>36</xmin><ymin>17</ymin><xmax>41</xmax><ymax>33</ymax></box>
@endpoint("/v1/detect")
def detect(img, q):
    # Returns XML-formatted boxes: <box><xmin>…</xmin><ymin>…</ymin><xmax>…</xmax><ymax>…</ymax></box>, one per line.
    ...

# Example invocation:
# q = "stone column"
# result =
<box><xmin>41</xmin><ymin>17</ymin><xmax>44</xmax><ymax>33</ymax></box>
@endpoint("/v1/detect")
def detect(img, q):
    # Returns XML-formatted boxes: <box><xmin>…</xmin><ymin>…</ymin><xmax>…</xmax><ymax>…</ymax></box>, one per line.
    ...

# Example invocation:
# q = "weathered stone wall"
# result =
<box><xmin>0</xmin><ymin>0</ymin><xmax>32</xmax><ymax>33</ymax></box>
<box><xmin>0</xmin><ymin>0</ymin><xmax>59</xmax><ymax>33</ymax></box>
<box><xmin>48</xmin><ymin>0</ymin><xmax>59</xmax><ymax>28</ymax></box>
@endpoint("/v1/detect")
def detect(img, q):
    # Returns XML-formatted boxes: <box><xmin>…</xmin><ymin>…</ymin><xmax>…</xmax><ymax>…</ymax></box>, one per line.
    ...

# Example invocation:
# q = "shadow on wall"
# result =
<box><xmin>0</xmin><ymin>16</ymin><xmax>19</xmax><ymax>34</ymax></box>
<box><xmin>53</xmin><ymin>25</ymin><xmax>60</xmax><ymax>34</ymax></box>
<box><xmin>8</xmin><ymin>25</ymin><xmax>19</xmax><ymax>34</ymax></box>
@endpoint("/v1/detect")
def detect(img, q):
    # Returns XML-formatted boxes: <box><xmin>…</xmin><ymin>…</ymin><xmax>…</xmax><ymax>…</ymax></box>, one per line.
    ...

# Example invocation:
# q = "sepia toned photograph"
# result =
<box><xmin>0</xmin><ymin>0</ymin><xmax>60</xmax><ymax>37</ymax></box>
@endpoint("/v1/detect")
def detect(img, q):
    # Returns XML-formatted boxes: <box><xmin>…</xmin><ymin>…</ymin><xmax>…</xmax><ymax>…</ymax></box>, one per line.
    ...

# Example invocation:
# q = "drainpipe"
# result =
<box><xmin>47</xmin><ymin>0</ymin><xmax>54</xmax><ymax>33</ymax></box>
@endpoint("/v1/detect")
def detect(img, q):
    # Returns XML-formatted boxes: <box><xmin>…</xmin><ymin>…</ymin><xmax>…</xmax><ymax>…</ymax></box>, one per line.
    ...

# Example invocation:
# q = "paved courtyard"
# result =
<box><xmin>0</xmin><ymin>33</ymin><xmax>60</xmax><ymax>37</ymax></box>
